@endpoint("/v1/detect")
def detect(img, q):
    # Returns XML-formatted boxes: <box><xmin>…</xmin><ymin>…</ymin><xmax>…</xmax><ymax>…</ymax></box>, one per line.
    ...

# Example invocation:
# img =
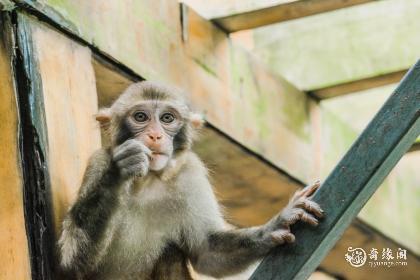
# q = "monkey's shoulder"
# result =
<box><xmin>172</xmin><ymin>152</ymin><xmax>214</xmax><ymax>192</ymax></box>
<box><xmin>179</xmin><ymin>151</ymin><xmax>208</xmax><ymax>175</ymax></box>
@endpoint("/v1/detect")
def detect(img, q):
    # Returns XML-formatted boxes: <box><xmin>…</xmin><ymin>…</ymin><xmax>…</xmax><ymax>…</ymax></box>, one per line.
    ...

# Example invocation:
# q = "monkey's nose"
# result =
<box><xmin>147</xmin><ymin>133</ymin><xmax>163</xmax><ymax>142</ymax></box>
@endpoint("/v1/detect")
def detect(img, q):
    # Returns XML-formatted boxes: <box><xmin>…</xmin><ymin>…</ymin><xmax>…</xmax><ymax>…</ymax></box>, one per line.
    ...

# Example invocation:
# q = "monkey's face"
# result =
<box><xmin>96</xmin><ymin>82</ymin><xmax>204</xmax><ymax>172</ymax></box>
<box><xmin>125</xmin><ymin>101</ymin><xmax>185</xmax><ymax>171</ymax></box>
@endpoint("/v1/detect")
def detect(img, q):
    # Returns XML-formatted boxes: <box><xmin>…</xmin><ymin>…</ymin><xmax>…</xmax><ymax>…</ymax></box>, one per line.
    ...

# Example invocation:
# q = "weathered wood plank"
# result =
<box><xmin>251</xmin><ymin>60</ymin><xmax>420</xmax><ymax>279</ymax></box>
<box><xmin>212</xmin><ymin>0</ymin><xmax>375</xmax><ymax>33</ymax></box>
<box><xmin>14</xmin><ymin>11</ymin><xmax>56</xmax><ymax>280</ymax></box>
<box><xmin>0</xmin><ymin>13</ymin><xmax>31</xmax><ymax>280</ymax></box>
<box><xmin>309</xmin><ymin>69</ymin><xmax>407</xmax><ymax>99</ymax></box>
<box><xmin>92</xmin><ymin>55</ymin><xmax>136</xmax><ymax>107</ymax></box>
<box><xmin>14</xmin><ymin>13</ymin><xmax>103</xmax><ymax>278</ymax></box>
<box><xmin>30</xmin><ymin>16</ymin><xmax>102</xmax><ymax>234</ymax></box>
<box><xmin>10</xmin><ymin>0</ymin><xmax>316</xmax><ymax>183</ymax></box>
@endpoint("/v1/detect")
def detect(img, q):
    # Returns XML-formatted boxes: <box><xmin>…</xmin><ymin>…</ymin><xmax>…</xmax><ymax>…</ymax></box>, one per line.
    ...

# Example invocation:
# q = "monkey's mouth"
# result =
<box><xmin>149</xmin><ymin>151</ymin><xmax>169</xmax><ymax>162</ymax></box>
<box><xmin>151</xmin><ymin>151</ymin><xmax>166</xmax><ymax>156</ymax></box>
<box><xmin>148</xmin><ymin>151</ymin><xmax>170</xmax><ymax>171</ymax></box>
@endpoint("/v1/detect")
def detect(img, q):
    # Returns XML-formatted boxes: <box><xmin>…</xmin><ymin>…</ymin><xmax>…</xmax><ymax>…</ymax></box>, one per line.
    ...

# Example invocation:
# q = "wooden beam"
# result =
<box><xmin>28</xmin><ymin>15</ymin><xmax>103</xmax><ymax>237</ymax></box>
<box><xmin>408</xmin><ymin>142</ymin><xmax>420</xmax><ymax>153</ymax></box>
<box><xmin>13</xmin><ymin>12</ymin><xmax>57</xmax><ymax>279</ymax></box>
<box><xmin>249</xmin><ymin>0</ymin><xmax>420</xmax><ymax>91</ymax></box>
<box><xmin>251</xmin><ymin>60</ymin><xmax>420</xmax><ymax>279</ymax></box>
<box><xmin>92</xmin><ymin>56</ymin><xmax>136</xmax><ymax>107</ymax></box>
<box><xmin>309</xmin><ymin>69</ymin><xmax>407</xmax><ymax>99</ymax></box>
<box><xmin>212</xmin><ymin>0</ymin><xmax>376</xmax><ymax>33</ymax></box>
<box><xmin>11</xmin><ymin>1</ymin><xmax>317</xmax><ymax>183</ymax></box>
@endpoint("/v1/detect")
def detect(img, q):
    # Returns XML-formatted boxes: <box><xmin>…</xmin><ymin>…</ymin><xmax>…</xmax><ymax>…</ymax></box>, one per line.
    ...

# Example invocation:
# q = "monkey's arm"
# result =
<box><xmin>58</xmin><ymin>148</ymin><xmax>123</xmax><ymax>274</ymax></box>
<box><xmin>190</xmin><ymin>182</ymin><xmax>323</xmax><ymax>278</ymax></box>
<box><xmin>59</xmin><ymin>140</ymin><xmax>150</xmax><ymax>275</ymax></box>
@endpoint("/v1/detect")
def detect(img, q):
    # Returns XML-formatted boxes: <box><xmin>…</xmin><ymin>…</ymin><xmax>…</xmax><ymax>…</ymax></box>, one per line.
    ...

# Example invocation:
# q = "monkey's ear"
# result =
<box><xmin>95</xmin><ymin>108</ymin><xmax>112</xmax><ymax>129</ymax></box>
<box><xmin>189</xmin><ymin>112</ymin><xmax>204</xmax><ymax>129</ymax></box>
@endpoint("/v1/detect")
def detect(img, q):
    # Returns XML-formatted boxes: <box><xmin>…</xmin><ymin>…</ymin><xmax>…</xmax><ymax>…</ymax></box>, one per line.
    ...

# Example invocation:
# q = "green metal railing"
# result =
<box><xmin>251</xmin><ymin>60</ymin><xmax>420</xmax><ymax>280</ymax></box>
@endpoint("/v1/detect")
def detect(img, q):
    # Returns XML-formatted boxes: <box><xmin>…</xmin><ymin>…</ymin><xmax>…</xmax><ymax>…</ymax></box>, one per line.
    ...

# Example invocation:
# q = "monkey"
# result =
<box><xmin>58</xmin><ymin>81</ymin><xmax>324</xmax><ymax>280</ymax></box>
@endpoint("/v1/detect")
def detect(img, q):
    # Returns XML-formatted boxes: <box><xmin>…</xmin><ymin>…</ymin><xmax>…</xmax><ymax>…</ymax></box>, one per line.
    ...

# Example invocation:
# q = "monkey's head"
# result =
<box><xmin>96</xmin><ymin>81</ymin><xmax>203</xmax><ymax>171</ymax></box>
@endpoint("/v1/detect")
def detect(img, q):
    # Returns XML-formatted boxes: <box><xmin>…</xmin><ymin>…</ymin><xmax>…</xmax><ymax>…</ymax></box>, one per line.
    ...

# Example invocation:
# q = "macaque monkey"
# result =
<box><xmin>58</xmin><ymin>81</ymin><xmax>324</xmax><ymax>279</ymax></box>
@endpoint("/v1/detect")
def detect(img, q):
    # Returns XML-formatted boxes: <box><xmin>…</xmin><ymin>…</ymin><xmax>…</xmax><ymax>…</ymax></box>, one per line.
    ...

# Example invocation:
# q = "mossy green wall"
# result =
<box><xmin>252</xmin><ymin>0</ymin><xmax>420</xmax><ymax>90</ymax></box>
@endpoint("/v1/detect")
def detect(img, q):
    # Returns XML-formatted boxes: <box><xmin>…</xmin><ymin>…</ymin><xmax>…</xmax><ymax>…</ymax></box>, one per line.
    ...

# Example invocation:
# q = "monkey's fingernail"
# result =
<box><xmin>285</xmin><ymin>233</ymin><xmax>295</xmax><ymax>243</ymax></box>
<box><xmin>270</xmin><ymin>233</ymin><xmax>283</xmax><ymax>244</ymax></box>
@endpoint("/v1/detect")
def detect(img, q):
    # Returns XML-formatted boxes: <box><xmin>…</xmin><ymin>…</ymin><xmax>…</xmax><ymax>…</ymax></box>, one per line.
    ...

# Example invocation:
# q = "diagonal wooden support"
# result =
<box><xmin>308</xmin><ymin>69</ymin><xmax>408</xmax><ymax>100</ymax></box>
<box><xmin>212</xmin><ymin>0</ymin><xmax>376</xmax><ymax>33</ymax></box>
<box><xmin>251</xmin><ymin>60</ymin><xmax>420</xmax><ymax>280</ymax></box>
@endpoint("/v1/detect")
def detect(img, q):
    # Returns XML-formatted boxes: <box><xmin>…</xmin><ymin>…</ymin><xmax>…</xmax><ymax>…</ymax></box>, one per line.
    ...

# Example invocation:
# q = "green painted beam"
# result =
<box><xmin>319</xmin><ymin>85</ymin><xmax>420</xmax><ymax>254</ymax></box>
<box><xmin>251</xmin><ymin>60</ymin><xmax>420</xmax><ymax>280</ymax></box>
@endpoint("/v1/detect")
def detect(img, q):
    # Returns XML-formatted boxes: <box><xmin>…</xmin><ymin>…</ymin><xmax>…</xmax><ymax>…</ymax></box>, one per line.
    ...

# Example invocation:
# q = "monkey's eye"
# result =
<box><xmin>160</xmin><ymin>112</ymin><xmax>175</xmax><ymax>124</ymax></box>
<box><xmin>133</xmin><ymin>111</ymin><xmax>149</xmax><ymax>122</ymax></box>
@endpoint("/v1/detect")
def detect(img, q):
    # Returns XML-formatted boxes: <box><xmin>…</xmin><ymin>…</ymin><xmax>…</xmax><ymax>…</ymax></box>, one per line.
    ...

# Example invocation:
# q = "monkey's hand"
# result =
<box><xmin>265</xmin><ymin>181</ymin><xmax>324</xmax><ymax>244</ymax></box>
<box><xmin>279</xmin><ymin>180</ymin><xmax>323</xmax><ymax>227</ymax></box>
<box><xmin>112</xmin><ymin>139</ymin><xmax>152</xmax><ymax>178</ymax></box>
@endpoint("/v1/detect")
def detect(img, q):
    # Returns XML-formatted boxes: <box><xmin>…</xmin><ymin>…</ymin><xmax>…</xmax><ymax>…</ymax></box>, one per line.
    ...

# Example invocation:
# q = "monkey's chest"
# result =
<box><xmin>101</xmin><ymin>181</ymin><xmax>186</xmax><ymax>275</ymax></box>
<box><xmin>118</xmin><ymin>186</ymin><xmax>185</xmax><ymax>244</ymax></box>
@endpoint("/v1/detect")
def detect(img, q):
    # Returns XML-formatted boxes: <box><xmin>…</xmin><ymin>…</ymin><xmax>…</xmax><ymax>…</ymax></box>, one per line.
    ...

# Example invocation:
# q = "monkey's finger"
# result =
<box><xmin>113</xmin><ymin>141</ymin><xmax>143</xmax><ymax>161</ymax></box>
<box><xmin>282</xmin><ymin>208</ymin><xmax>305</xmax><ymax>226</ymax></box>
<box><xmin>120</xmin><ymin>163</ymin><xmax>148</xmax><ymax>178</ymax></box>
<box><xmin>141</xmin><ymin>144</ymin><xmax>152</xmax><ymax>157</ymax></box>
<box><xmin>291</xmin><ymin>181</ymin><xmax>320</xmax><ymax>202</ymax></box>
<box><xmin>300</xmin><ymin>180</ymin><xmax>321</xmax><ymax>198</ymax></box>
<box><xmin>116</xmin><ymin>153</ymin><xmax>149</xmax><ymax>169</ymax></box>
<box><xmin>299</xmin><ymin>212</ymin><xmax>319</xmax><ymax>227</ymax></box>
<box><xmin>271</xmin><ymin>230</ymin><xmax>295</xmax><ymax>244</ymax></box>
<box><xmin>114</xmin><ymin>139</ymin><xmax>150</xmax><ymax>159</ymax></box>
<box><xmin>296</xmin><ymin>198</ymin><xmax>324</xmax><ymax>218</ymax></box>
<box><xmin>113</xmin><ymin>140</ymin><xmax>151</xmax><ymax>161</ymax></box>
